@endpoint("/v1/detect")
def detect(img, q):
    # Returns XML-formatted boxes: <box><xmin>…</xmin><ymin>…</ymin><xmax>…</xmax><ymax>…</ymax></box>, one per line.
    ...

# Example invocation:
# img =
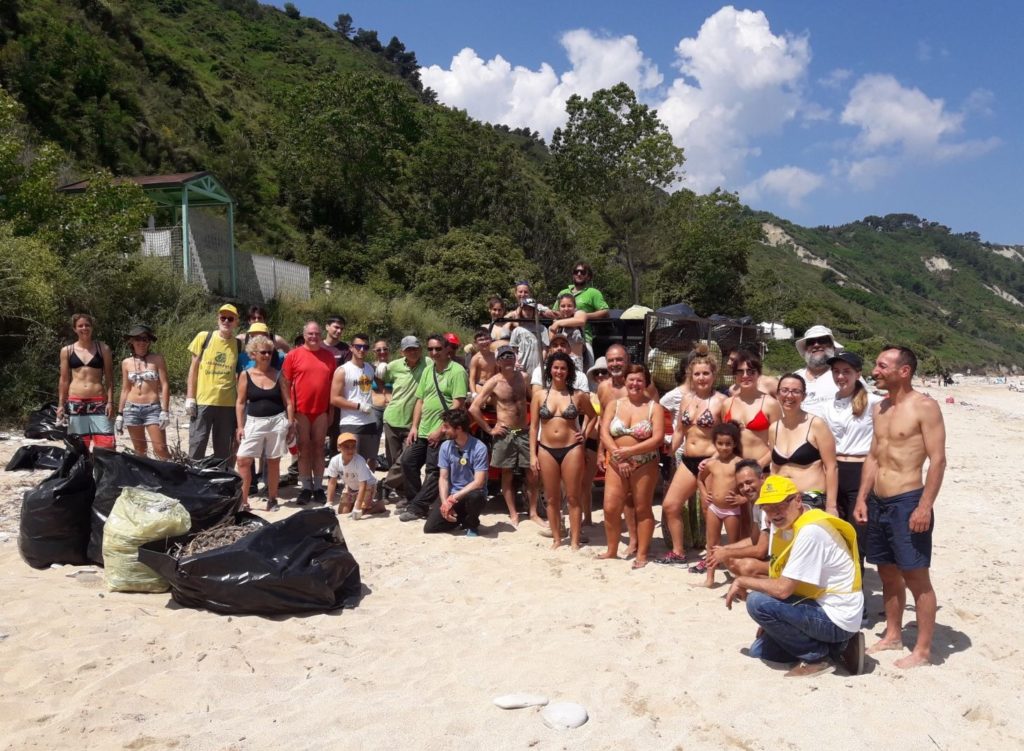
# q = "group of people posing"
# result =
<box><xmin>55</xmin><ymin>261</ymin><xmax>946</xmax><ymax>674</ymax></box>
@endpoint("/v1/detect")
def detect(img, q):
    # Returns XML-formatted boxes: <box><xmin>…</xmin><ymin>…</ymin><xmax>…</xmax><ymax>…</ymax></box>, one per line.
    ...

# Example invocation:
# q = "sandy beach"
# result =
<box><xmin>1</xmin><ymin>380</ymin><xmax>1023</xmax><ymax>750</ymax></box>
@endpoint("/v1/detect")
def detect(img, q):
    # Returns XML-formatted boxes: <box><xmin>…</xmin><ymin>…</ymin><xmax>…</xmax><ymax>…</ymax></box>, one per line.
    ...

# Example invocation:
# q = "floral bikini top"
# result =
<box><xmin>680</xmin><ymin>396</ymin><xmax>715</xmax><ymax>428</ymax></box>
<box><xmin>609</xmin><ymin>399</ymin><xmax>654</xmax><ymax>440</ymax></box>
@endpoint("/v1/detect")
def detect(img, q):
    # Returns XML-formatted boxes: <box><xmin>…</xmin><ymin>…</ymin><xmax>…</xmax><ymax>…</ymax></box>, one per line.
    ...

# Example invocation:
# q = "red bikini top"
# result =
<box><xmin>724</xmin><ymin>395</ymin><xmax>770</xmax><ymax>432</ymax></box>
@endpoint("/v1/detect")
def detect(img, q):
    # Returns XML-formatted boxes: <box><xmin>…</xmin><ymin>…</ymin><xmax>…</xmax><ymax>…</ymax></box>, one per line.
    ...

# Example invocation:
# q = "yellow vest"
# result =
<box><xmin>768</xmin><ymin>509</ymin><xmax>862</xmax><ymax>601</ymax></box>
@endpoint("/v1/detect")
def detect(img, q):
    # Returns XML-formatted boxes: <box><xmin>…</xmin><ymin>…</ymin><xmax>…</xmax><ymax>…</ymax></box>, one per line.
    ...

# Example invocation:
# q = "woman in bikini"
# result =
<box><xmin>599</xmin><ymin>364</ymin><xmax>665</xmax><ymax>567</ymax></box>
<box><xmin>486</xmin><ymin>296</ymin><xmax>513</xmax><ymax>348</ymax></box>
<box><xmin>56</xmin><ymin>313</ymin><xmax>116</xmax><ymax>450</ymax></box>
<box><xmin>770</xmin><ymin>373</ymin><xmax>838</xmax><ymax>513</ymax></box>
<box><xmin>116</xmin><ymin>324</ymin><xmax>170</xmax><ymax>459</ymax></box>
<box><xmin>530</xmin><ymin>352</ymin><xmax>596</xmax><ymax>549</ymax></box>
<box><xmin>658</xmin><ymin>344</ymin><xmax>726</xmax><ymax>565</ymax></box>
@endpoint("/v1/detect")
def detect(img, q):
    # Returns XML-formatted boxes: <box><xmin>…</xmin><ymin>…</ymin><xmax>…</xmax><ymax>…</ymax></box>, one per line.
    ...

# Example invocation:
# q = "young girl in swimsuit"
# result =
<box><xmin>57</xmin><ymin>313</ymin><xmax>116</xmax><ymax>450</ymax></box>
<box><xmin>529</xmin><ymin>352</ymin><xmax>596</xmax><ymax>549</ymax></box>
<box><xmin>598</xmin><ymin>364</ymin><xmax>665</xmax><ymax>568</ymax></box>
<box><xmin>658</xmin><ymin>343</ymin><xmax>726</xmax><ymax>565</ymax></box>
<box><xmin>697</xmin><ymin>422</ymin><xmax>743</xmax><ymax>587</ymax></box>
<box><xmin>770</xmin><ymin>373</ymin><xmax>838</xmax><ymax>513</ymax></box>
<box><xmin>117</xmin><ymin>324</ymin><xmax>171</xmax><ymax>459</ymax></box>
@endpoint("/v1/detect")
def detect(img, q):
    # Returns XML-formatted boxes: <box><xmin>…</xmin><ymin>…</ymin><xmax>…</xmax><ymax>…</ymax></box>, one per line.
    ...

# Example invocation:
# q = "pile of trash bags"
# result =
<box><xmin>17</xmin><ymin>437</ymin><xmax>362</xmax><ymax>615</ymax></box>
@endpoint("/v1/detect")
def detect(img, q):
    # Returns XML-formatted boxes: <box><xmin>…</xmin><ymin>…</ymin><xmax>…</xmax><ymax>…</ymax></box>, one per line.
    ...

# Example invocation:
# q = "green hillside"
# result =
<box><xmin>1</xmin><ymin>0</ymin><xmax>1022</xmax><ymax>382</ymax></box>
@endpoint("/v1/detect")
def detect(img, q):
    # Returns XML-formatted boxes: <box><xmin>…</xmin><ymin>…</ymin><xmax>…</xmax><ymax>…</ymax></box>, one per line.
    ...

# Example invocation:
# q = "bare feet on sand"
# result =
<box><xmin>631</xmin><ymin>558</ymin><xmax>648</xmax><ymax>569</ymax></box>
<box><xmin>530</xmin><ymin>515</ymin><xmax>546</xmax><ymax>527</ymax></box>
<box><xmin>596</xmin><ymin>551</ymin><xmax>618</xmax><ymax>560</ymax></box>
<box><xmin>894</xmin><ymin>651</ymin><xmax>931</xmax><ymax>669</ymax></box>
<box><xmin>508</xmin><ymin>514</ymin><xmax>519</xmax><ymax>528</ymax></box>
<box><xmin>866</xmin><ymin>638</ymin><xmax>904</xmax><ymax>655</ymax></box>
<box><xmin>624</xmin><ymin>542</ymin><xmax>637</xmax><ymax>558</ymax></box>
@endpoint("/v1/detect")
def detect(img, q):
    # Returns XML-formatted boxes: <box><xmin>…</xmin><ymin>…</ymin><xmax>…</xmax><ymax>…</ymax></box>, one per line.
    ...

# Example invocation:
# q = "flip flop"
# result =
<box><xmin>688</xmin><ymin>559</ymin><xmax>708</xmax><ymax>574</ymax></box>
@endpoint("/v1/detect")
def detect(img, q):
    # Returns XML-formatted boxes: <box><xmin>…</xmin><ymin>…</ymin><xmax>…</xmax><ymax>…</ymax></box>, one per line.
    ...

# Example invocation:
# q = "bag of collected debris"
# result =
<box><xmin>24</xmin><ymin>403</ymin><xmax>67</xmax><ymax>441</ymax></box>
<box><xmin>5</xmin><ymin>445</ymin><xmax>66</xmax><ymax>472</ymax></box>
<box><xmin>88</xmin><ymin>449</ymin><xmax>241</xmax><ymax>565</ymax></box>
<box><xmin>137</xmin><ymin>508</ymin><xmax>362</xmax><ymax>616</ymax></box>
<box><xmin>18</xmin><ymin>438</ymin><xmax>95</xmax><ymax>568</ymax></box>
<box><xmin>102</xmin><ymin>488</ymin><xmax>192</xmax><ymax>593</ymax></box>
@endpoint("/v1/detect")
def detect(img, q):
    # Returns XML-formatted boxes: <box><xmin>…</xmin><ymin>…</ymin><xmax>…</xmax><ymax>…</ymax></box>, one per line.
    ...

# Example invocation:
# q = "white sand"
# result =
<box><xmin>1</xmin><ymin>381</ymin><xmax>1023</xmax><ymax>750</ymax></box>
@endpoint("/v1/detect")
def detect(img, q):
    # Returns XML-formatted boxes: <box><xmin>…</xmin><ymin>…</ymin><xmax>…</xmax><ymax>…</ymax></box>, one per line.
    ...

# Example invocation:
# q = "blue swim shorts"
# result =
<box><xmin>865</xmin><ymin>487</ymin><xmax>932</xmax><ymax>570</ymax></box>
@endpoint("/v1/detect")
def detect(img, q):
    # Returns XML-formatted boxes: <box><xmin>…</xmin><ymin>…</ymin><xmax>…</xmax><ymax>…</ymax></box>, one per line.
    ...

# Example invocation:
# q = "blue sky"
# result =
<box><xmin>289</xmin><ymin>2</ymin><xmax>1023</xmax><ymax>244</ymax></box>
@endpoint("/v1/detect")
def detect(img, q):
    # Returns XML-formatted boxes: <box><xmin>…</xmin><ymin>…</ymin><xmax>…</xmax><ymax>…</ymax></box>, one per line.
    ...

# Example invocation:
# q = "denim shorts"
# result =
<box><xmin>123</xmin><ymin>401</ymin><xmax>162</xmax><ymax>427</ymax></box>
<box><xmin>865</xmin><ymin>487</ymin><xmax>932</xmax><ymax>569</ymax></box>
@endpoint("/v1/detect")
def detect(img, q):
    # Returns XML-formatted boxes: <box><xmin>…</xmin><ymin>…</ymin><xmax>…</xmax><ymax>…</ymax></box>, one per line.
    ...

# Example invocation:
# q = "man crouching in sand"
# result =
<box><xmin>855</xmin><ymin>345</ymin><xmax>946</xmax><ymax>669</ymax></box>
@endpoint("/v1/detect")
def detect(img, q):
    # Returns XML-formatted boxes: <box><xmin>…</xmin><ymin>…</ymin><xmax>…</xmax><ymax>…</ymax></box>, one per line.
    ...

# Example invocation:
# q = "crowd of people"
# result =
<box><xmin>54</xmin><ymin>261</ymin><xmax>947</xmax><ymax>675</ymax></box>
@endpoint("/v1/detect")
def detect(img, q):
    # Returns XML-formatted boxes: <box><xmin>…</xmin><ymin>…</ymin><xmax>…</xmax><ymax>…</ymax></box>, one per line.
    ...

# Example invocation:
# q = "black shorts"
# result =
<box><xmin>865</xmin><ymin>487</ymin><xmax>932</xmax><ymax>569</ymax></box>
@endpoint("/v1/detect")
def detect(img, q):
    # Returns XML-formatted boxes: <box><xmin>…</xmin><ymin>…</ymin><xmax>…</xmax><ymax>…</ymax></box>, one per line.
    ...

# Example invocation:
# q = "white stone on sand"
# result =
<box><xmin>492</xmin><ymin>693</ymin><xmax>549</xmax><ymax>710</ymax></box>
<box><xmin>541</xmin><ymin>702</ymin><xmax>588</xmax><ymax>729</ymax></box>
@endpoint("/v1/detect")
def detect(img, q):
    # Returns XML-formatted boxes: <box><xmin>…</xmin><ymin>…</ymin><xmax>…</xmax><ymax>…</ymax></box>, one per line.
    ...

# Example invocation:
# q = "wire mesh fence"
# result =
<box><xmin>645</xmin><ymin>312</ymin><xmax>762</xmax><ymax>392</ymax></box>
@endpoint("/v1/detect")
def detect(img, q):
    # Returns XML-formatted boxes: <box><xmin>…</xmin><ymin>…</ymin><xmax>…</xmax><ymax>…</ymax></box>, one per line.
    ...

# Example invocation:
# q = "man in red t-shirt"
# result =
<box><xmin>282</xmin><ymin>320</ymin><xmax>337</xmax><ymax>503</ymax></box>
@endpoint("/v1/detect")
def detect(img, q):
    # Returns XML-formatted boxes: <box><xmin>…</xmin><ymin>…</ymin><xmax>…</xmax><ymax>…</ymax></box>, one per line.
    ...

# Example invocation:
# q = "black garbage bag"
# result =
<box><xmin>6</xmin><ymin>445</ymin><xmax>66</xmax><ymax>471</ymax></box>
<box><xmin>88</xmin><ymin>449</ymin><xmax>241</xmax><ymax>565</ymax></box>
<box><xmin>138</xmin><ymin>508</ymin><xmax>362</xmax><ymax>616</ymax></box>
<box><xmin>18</xmin><ymin>438</ymin><xmax>95</xmax><ymax>568</ymax></box>
<box><xmin>24</xmin><ymin>403</ymin><xmax>67</xmax><ymax>441</ymax></box>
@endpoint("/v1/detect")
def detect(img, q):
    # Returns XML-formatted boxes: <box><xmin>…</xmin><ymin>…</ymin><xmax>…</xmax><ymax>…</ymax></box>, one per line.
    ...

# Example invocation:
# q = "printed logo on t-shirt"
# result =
<box><xmin>358</xmin><ymin>374</ymin><xmax>371</xmax><ymax>394</ymax></box>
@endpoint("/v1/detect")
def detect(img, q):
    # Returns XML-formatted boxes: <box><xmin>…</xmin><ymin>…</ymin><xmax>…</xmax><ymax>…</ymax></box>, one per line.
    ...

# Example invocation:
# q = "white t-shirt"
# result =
<box><xmin>530</xmin><ymin>363</ymin><xmax>589</xmax><ymax>392</ymax></box>
<box><xmin>509</xmin><ymin>325</ymin><xmax>549</xmax><ymax>376</ymax></box>
<box><xmin>781</xmin><ymin>523</ymin><xmax>864</xmax><ymax>634</ymax></box>
<box><xmin>659</xmin><ymin>387</ymin><xmax>685</xmax><ymax>422</ymax></box>
<box><xmin>821</xmin><ymin>392</ymin><xmax>883</xmax><ymax>455</ymax></box>
<box><xmin>337</xmin><ymin>361</ymin><xmax>376</xmax><ymax>427</ymax></box>
<box><xmin>326</xmin><ymin>453</ymin><xmax>377</xmax><ymax>492</ymax></box>
<box><xmin>794</xmin><ymin>368</ymin><xmax>838</xmax><ymax>418</ymax></box>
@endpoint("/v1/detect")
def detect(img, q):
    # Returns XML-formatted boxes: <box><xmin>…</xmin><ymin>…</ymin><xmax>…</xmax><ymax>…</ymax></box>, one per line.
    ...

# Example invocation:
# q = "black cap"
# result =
<box><xmin>124</xmin><ymin>324</ymin><xmax>156</xmax><ymax>342</ymax></box>
<box><xmin>827</xmin><ymin>351</ymin><xmax>862</xmax><ymax>370</ymax></box>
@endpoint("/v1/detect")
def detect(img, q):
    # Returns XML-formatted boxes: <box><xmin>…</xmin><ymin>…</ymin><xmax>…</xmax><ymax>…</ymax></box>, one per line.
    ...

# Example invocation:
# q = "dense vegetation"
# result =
<box><xmin>0</xmin><ymin>0</ymin><xmax>1021</xmax><ymax>419</ymax></box>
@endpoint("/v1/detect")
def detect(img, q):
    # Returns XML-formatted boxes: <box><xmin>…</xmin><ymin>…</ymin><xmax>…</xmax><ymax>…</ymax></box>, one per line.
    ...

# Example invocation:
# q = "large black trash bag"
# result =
<box><xmin>24</xmin><ymin>403</ymin><xmax>67</xmax><ymax>441</ymax></box>
<box><xmin>6</xmin><ymin>445</ymin><xmax>66</xmax><ymax>471</ymax></box>
<box><xmin>88</xmin><ymin>449</ymin><xmax>241</xmax><ymax>565</ymax></box>
<box><xmin>138</xmin><ymin>508</ymin><xmax>362</xmax><ymax>616</ymax></box>
<box><xmin>19</xmin><ymin>438</ymin><xmax>95</xmax><ymax>568</ymax></box>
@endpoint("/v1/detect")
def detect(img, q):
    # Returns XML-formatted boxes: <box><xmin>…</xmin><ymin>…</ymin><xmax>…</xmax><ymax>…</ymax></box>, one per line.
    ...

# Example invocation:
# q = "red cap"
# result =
<box><xmin>443</xmin><ymin>332</ymin><xmax>460</xmax><ymax>347</ymax></box>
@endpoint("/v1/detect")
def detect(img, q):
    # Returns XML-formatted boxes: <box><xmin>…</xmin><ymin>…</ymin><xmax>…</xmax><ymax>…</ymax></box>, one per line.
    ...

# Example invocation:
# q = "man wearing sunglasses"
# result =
<box><xmin>556</xmin><ymin>262</ymin><xmax>610</xmax><ymax>367</ymax></box>
<box><xmin>400</xmin><ymin>334</ymin><xmax>468</xmax><ymax>521</ymax></box>
<box><xmin>793</xmin><ymin>324</ymin><xmax>844</xmax><ymax>418</ymax></box>
<box><xmin>186</xmin><ymin>303</ymin><xmax>242</xmax><ymax>463</ymax></box>
<box><xmin>331</xmin><ymin>333</ymin><xmax>379</xmax><ymax>469</ymax></box>
<box><xmin>726</xmin><ymin>475</ymin><xmax>865</xmax><ymax>678</ymax></box>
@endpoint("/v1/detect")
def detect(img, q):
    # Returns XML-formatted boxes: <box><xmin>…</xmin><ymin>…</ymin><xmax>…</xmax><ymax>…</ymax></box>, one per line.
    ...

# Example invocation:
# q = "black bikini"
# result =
<box><xmin>772</xmin><ymin>418</ymin><xmax>822</xmax><ymax>466</ymax></box>
<box><xmin>538</xmin><ymin>387</ymin><xmax>582</xmax><ymax>465</ymax></box>
<box><xmin>68</xmin><ymin>344</ymin><xmax>103</xmax><ymax>370</ymax></box>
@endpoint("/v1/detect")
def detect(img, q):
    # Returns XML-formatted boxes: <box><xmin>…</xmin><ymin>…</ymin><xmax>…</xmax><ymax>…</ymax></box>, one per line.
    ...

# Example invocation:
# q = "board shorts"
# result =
<box><xmin>67</xmin><ymin>396</ymin><xmax>115</xmax><ymax>450</ymax></box>
<box><xmin>491</xmin><ymin>428</ymin><xmax>530</xmax><ymax>469</ymax></box>
<box><xmin>865</xmin><ymin>487</ymin><xmax>932</xmax><ymax>569</ymax></box>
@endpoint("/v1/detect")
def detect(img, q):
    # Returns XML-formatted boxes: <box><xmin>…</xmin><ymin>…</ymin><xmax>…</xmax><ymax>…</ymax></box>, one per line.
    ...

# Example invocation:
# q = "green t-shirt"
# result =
<box><xmin>415</xmin><ymin>360</ymin><xmax>468</xmax><ymax>438</ymax></box>
<box><xmin>556</xmin><ymin>285</ymin><xmax>609</xmax><ymax>342</ymax></box>
<box><xmin>383</xmin><ymin>357</ymin><xmax>426</xmax><ymax>429</ymax></box>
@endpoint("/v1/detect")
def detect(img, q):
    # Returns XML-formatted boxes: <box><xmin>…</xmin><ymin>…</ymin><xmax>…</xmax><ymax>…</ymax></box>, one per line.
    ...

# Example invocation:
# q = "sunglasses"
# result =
<box><xmin>573</xmin><ymin>269</ymin><xmax>588</xmax><ymax>275</ymax></box>
<box><xmin>778</xmin><ymin>388</ymin><xmax>805</xmax><ymax>396</ymax></box>
<box><xmin>804</xmin><ymin>336</ymin><xmax>832</xmax><ymax>347</ymax></box>
<box><xmin>375</xmin><ymin>348</ymin><xmax>389</xmax><ymax>354</ymax></box>
<box><xmin>219</xmin><ymin>316</ymin><xmax>236</xmax><ymax>322</ymax></box>
<box><xmin>353</xmin><ymin>344</ymin><xmax>369</xmax><ymax>351</ymax></box>
<box><xmin>257</xmin><ymin>350</ymin><xmax>274</xmax><ymax>356</ymax></box>
<box><xmin>426</xmin><ymin>346</ymin><xmax>444</xmax><ymax>352</ymax></box>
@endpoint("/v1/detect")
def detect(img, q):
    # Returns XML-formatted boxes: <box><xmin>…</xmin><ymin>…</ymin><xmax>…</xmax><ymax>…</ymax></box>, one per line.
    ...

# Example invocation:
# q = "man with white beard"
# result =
<box><xmin>793</xmin><ymin>325</ymin><xmax>843</xmax><ymax>418</ymax></box>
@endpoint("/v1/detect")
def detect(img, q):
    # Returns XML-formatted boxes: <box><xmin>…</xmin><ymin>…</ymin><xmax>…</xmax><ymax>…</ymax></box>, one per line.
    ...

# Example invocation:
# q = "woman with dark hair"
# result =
<box><xmin>723</xmin><ymin>350</ymin><xmax>781</xmax><ymax>468</ymax></box>
<box><xmin>116</xmin><ymin>324</ymin><xmax>170</xmax><ymax>459</ymax></box>
<box><xmin>599</xmin><ymin>363</ymin><xmax>664</xmax><ymax>568</ymax></box>
<box><xmin>57</xmin><ymin>313</ymin><xmax>116</xmax><ymax>450</ymax></box>
<box><xmin>530</xmin><ymin>352</ymin><xmax>596</xmax><ymax>549</ymax></box>
<box><xmin>770</xmin><ymin>373</ymin><xmax>838</xmax><ymax>513</ymax></box>
<box><xmin>658</xmin><ymin>343</ymin><xmax>727</xmax><ymax>565</ymax></box>
<box><xmin>821</xmin><ymin>352</ymin><xmax>879</xmax><ymax>564</ymax></box>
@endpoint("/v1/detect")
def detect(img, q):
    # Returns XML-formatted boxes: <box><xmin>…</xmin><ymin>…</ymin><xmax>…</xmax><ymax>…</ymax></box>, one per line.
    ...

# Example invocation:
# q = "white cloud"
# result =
<box><xmin>836</xmin><ymin>74</ymin><xmax>1000</xmax><ymax>186</ymax></box>
<box><xmin>742</xmin><ymin>166</ymin><xmax>824</xmax><ymax>207</ymax></box>
<box><xmin>818</xmin><ymin>68</ymin><xmax>851</xmax><ymax>89</ymax></box>
<box><xmin>419</xmin><ymin>30</ymin><xmax>661</xmax><ymax>137</ymax></box>
<box><xmin>657</xmin><ymin>7</ymin><xmax>812</xmax><ymax>192</ymax></box>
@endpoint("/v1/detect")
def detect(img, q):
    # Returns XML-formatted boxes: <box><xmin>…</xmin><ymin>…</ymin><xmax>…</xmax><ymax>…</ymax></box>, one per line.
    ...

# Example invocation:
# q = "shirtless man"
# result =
<box><xmin>596</xmin><ymin>344</ymin><xmax>658</xmax><ymax>553</ymax></box>
<box><xmin>468</xmin><ymin>328</ymin><xmax>498</xmax><ymax>402</ymax></box>
<box><xmin>854</xmin><ymin>345</ymin><xmax>946</xmax><ymax>669</ymax></box>
<box><xmin>470</xmin><ymin>345</ymin><xmax>541</xmax><ymax>527</ymax></box>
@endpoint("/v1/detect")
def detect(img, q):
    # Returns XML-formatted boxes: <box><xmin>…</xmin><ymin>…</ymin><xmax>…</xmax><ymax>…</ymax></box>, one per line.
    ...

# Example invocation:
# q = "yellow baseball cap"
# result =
<box><xmin>218</xmin><ymin>303</ymin><xmax>239</xmax><ymax>317</ymax></box>
<box><xmin>337</xmin><ymin>432</ymin><xmax>357</xmax><ymax>446</ymax></box>
<box><xmin>755</xmin><ymin>475</ymin><xmax>800</xmax><ymax>505</ymax></box>
<box><xmin>247</xmin><ymin>322</ymin><xmax>270</xmax><ymax>334</ymax></box>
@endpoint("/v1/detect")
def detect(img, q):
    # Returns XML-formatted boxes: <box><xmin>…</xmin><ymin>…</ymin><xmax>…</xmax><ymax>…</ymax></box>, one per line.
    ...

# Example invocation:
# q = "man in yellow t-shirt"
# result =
<box><xmin>186</xmin><ymin>304</ymin><xmax>241</xmax><ymax>462</ymax></box>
